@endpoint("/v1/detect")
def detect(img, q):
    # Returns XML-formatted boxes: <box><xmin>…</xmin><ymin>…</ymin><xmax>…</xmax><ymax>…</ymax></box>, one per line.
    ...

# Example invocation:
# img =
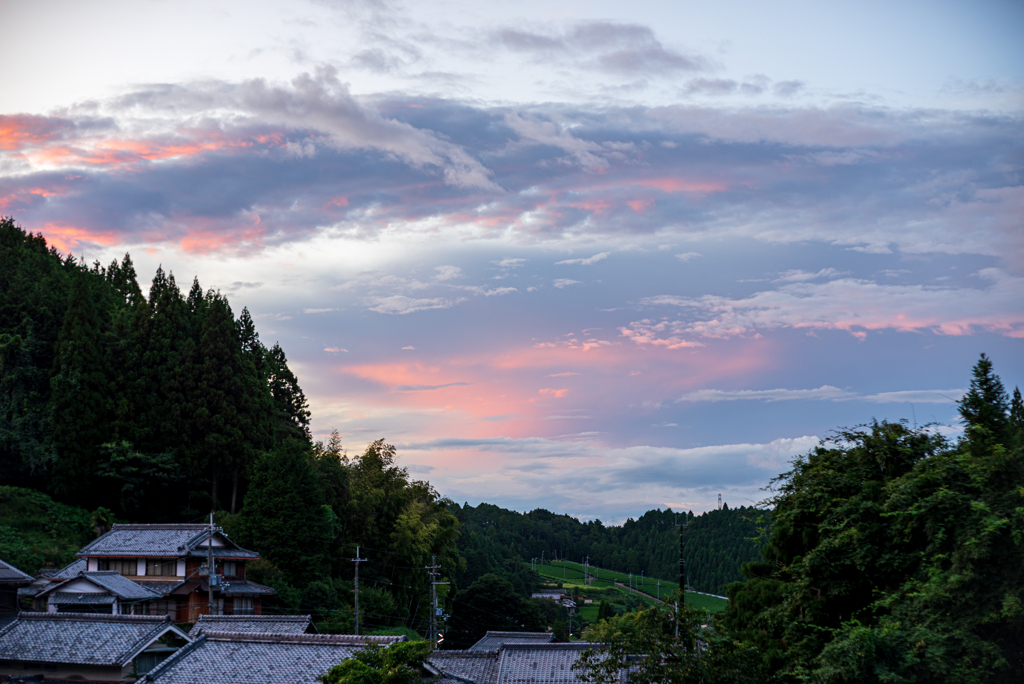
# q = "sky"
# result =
<box><xmin>2</xmin><ymin>0</ymin><xmax>1022</xmax><ymax>522</ymax></box>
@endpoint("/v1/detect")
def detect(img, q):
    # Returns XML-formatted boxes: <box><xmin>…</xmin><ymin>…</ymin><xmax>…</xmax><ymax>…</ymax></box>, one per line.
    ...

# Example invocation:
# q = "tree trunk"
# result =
<box><xmin>231</xmin><ymin>466</ymin><xmax>238</xmax><ymax>515</ymax></box>
<box><xmin>211</xmin><ymin>457</ymin><xmax>219</xmax><ymax>512</ymax></box>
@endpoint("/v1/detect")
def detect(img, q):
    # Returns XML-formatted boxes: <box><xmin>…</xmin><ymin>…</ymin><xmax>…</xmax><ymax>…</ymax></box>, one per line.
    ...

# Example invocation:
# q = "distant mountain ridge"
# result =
<box><xmin>451</xmin><ymin>501</ymin><xmax>765</xmax><ymax>595</ymax></box>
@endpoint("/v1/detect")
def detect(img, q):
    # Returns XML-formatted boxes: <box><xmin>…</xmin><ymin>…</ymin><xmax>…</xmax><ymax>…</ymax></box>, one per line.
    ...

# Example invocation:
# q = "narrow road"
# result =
<box><xmin>614</xmin><ymin>580</ymin><xmax>666</xmax><ymax>604</ymax></box>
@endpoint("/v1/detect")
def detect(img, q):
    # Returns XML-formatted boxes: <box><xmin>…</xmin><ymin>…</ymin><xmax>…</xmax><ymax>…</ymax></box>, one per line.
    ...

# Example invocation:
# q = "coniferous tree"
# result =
<box><xmin>48</xmin><ymin>271</ymin><xmax>112</xmax><ymax>502</ymax></box>
<box><xmin>266</xmin><ymin>343</ymin><xmax>312</xmax><ymax>444</ymax></box>
<box><xmin>194</xmin><ymin>292</ymin><xmax>247</xmax><ymax>509</ymax></box>
<box><xmin>959</xmin><ymin>352</ymin><xmax>1010</xmax><ymax>445</ymax></box>
<box><xmin>1010</xmin><ymin>386</ymin><xmax>1024</xmax><ymax>449</ymax></box>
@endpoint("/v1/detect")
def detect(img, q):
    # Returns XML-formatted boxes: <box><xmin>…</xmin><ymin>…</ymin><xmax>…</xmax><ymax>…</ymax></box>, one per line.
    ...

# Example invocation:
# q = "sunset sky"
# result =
<box><xmin>2</xmin><ymin>0</ymin><xmax>1022</xmax><ymax>521</ymax></box>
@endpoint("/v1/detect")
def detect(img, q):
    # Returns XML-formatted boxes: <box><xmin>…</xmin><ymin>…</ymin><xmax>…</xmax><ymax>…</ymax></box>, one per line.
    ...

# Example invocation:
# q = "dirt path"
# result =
<box><xmin>614</xmin><ymin>580</ymin><xmax>666</xmax><ymax>604</ymax></box>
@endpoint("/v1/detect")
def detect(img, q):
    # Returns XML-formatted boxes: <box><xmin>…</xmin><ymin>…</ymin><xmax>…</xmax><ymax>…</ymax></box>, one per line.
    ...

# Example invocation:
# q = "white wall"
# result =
<box><xmin>60</xmin><ymin>578</ymin><xmax>105</xmax><ymax>593</ymax></box>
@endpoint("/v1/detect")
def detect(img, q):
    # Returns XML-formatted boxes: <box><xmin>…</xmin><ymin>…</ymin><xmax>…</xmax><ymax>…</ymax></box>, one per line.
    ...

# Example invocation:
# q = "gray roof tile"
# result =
<box><xmin>220</xmin><ymin>579</ymin><xmax>275</xmax><ymax>595</ymax></box>
<box><xmin>49</xmin><ymin>558</ymin><xmax>88</xmax><ymax>580</ymax></box>
<box><xmin>77</xmin><ymin>524</ymin><xmax>259</xmax><ymax>559</ymax></box>
<box><xmin>143</xmin><ymin>631</ymin><xmax>405</xmax><ymax>684</ymax></box>
<box><xmin>48</xmin><ymin>592</ymin><xmax>117</xmax><ymax>605</ymax></box>
<box><xmin>137</xmin><ymin>579</ymin><xmax>187</xmax><ymax>595</ymax></box>
<box><xmin>0</xmin><ymin>558</ymin><xmax>32</xmax><ymax>583</ymax></box>
<box><xmin>470</xmin><ymin>631</ymin><xmax>555</xmax><ymax>652</ymax></box>
<box><xmin>496</xmin><ymin>644</ymin><xmax>619</xmax><ymax>684</ymax></box>
<box><xmin>188</xmin><ymin>615</ymin><xmax>313</xmax><ymax>638</ymax></box>
<box><xmin>429</xmin><ymin>650</ymin><xmax>501</xmax><ymax>684</ymax></box>
<box><xmin>0</xmin><ymin>612</ymin><xmax>186</xmax><ymax>666</ymax></box>
<box><xmin>38</xmin><ymin>571</ymin><xmax>161</xmax><ymax>601</ymax></box>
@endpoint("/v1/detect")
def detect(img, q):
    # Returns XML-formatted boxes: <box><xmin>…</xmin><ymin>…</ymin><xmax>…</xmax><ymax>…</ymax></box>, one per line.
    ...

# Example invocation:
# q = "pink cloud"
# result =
<box><xmin>38</xmin><ymin>223</ymin><xmax>119</xmax><ymax>252</ymax></box>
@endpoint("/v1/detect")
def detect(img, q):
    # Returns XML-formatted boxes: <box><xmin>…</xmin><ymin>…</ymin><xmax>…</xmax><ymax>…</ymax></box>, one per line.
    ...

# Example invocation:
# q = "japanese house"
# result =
<box><xmin>0</xmin><ymin>612</ymin><xmax>189</xmax><ymax>682</ymax></box>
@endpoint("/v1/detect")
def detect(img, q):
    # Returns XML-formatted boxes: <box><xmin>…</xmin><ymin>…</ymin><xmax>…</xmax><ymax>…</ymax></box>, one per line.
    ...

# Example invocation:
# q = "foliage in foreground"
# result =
<box><xmin>721</xmin><ymin>354</ymin><xmax>1024</xmax><ymax>683</ymax></box>
<box><xmin>575</xmin><ymin>594</ymin><xmax>765</xmax><ymax>684</ymax></box>
<box><xmin>319</xmin><ymin>641</ymin><xmax>432</xmax><ymax>684</ymax></box>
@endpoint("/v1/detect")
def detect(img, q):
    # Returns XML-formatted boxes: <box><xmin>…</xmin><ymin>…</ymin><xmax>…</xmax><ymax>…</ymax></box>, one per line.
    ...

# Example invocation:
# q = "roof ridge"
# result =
<box><xmin>17</xmin><ymin>611</ymin><xmax>170</xmax><ymax>623</ymax></box>
<box><xmin>196</xmin><ymin>614</ymin><xmax>311</xmax><ymax>621</ymax></box>
<box><xmin>111</xmin><ymin>528</ymin><xmax>208</xmax><ymax>532</ymax></box>
<box><xmin>201</xmin><ymin>630</ymin><xmax>405</xmax><ymax>645</ymax></box>
<box><xmin>501</xmin><ymin>642</ymin><xmax>600</xmax><ymax>650</ymax></box>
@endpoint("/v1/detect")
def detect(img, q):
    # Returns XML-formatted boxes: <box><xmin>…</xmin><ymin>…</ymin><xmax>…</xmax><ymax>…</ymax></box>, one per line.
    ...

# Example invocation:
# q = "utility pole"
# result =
<box><xmin>426</xmin><ymin>555</ymin><xmax>447</xmax><ymax>650</ymax></box>
<box><xmin>207</xmin><ymin>512</ymin><xmax>215</xmax><ymax>617</ymax></box>
<box><xmin>352</xmin><ymin>547</ymin><xmax>366</xmax><ymax>635</ymax></box>
<box><xmin>675</xmin><ymin>513</ymin><xmax>688</xmax><ymax>637</ymax></box>
<box><xmin>718</xmin><ymin>493</ymin><xmax>722</xmax><ymax>510</ymax></box>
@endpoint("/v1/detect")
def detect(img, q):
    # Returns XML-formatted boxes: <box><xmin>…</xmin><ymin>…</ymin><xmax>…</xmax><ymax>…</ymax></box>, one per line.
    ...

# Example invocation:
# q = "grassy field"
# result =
<box><xmin>530</xmin><ymin>560</ymin><xmax>728</xmax><ymax>614</ymax></box>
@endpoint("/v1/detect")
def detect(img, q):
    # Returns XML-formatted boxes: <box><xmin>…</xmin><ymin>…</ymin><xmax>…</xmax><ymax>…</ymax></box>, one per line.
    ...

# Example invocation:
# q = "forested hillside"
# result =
<box><xmin>452</xmin><ymin>503</ymin><xmax>763</xmax><ymax>595</ymax></box>
<box><xmin>0</xmin><ymin>216</ymin><xmax>309</xmax><ymax>517</ymax></box>
<box><xmin>0</xmin><ymin>217</ymin><xmax>461</xmax><ymax>636</ymax></box>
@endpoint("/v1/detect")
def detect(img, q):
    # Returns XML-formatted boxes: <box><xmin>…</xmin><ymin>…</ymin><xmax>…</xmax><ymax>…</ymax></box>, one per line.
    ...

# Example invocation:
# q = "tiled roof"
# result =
<box><xmin>220</xmin><ymin>579</ymin><xmax>275</xmax><ymax>595</ymax></box>
<box><xmin>38</xmin><ymin>571</ymin><xmax>161</xmax><ymax>601</ymax></box>
<box><xmin>428</xmin><ymin>650</ymin><xmax>501</xmax><ymax>684</ymax></box>
<box><xmin>86</xmin><ymin>571</ymin><xmax>163</xmax><ymax>599</ymax></box>
<box><xmin>496</xmin><ymin>644</ymin><xmax>618</xmax><ymax>684</ymax></box>
<box><xmin>77</xmin><ymin>524</ymin><xmax>259</xmax><ymax>559</ymax></box>
<box><xmin>49</xmin><ymin>558</ymin><xmax>88</xmax><ymax>580</ymax></box>
<box><xmin>48</xmin><ymin>592</ymin><xmax>117</xmax><ymax>605</ymax></box>
<box><xmin>188</xmin><ymin>615</ymin><xmax>313</xmax><ymax>638</ymax></box>
<box><xmin>138</xmin><ymin>579</ymin><xmax>187</xmax><ymax>595</ymax></box>
<box><xmin>0</xmin><ymin>558</ymin><xmax>32</xmax><ymax>583</ymax></box>
<box><xmin>185</xmin><ymin>547</ymin><xmax>260</xmax><ymax>559</ymax></box>
<box><xmin>470</xmin><ymin>631</ymin><xmax>555</xmax><ymax>652</ymax></box>
<box><xmin>143</xmin><ymin>631</ymin><xmax>405</xmax><ymax>683</ymax></box>
<box><xmin>0</xmin><ymin>612</ymin><xmax>185</xmax><ymax>666</ymax></box>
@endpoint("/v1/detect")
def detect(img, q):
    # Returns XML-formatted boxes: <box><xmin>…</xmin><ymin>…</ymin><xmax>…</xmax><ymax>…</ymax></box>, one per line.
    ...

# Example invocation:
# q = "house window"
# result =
<box><xmin>146</xmin><ymin>600</ymin><xmax>176</xmax><ymax>617</ymax></box>
<box><xmin>97</xmin><ymin>559</ymin><xmax>136</xmax><ymax>575</ymax></box>
<box><xmin>146</xmin><ymin>559</ymin><xmax>177</xmax><ymax>576</ymax></box>
<box><xmin>222</xmin><ymin>561</ymin><xmax>237</xmax><ymax>577</ymax></box>
<box><xmin>234</xmin><ymin>597</ymin><xmax>254</xmax><ymax>615</ymax></box>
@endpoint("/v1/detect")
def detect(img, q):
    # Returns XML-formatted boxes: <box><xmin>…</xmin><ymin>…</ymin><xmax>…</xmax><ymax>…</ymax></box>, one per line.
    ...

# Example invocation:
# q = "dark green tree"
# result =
<box><xmin>319</xmin><ymin>641</ymin><xmax>432</xmax><ymax>684</ymax></box>
<box><xmin>443</xmin><ymin>573</ymin><xmax>545</xmax><ymax>649</ymax></box>
<box><xmin>47</xmin><ymin>271</ymin><xmax>113</xmax><ymax>502</ymax></box>
<box><xmin>576</xmin><ymin>596</ymin><xmax>765</xmax><ymax>684</ymax></box>
<box><xmin>235</xmin><ymin>439</ymin><xmax>334</xmax><ymax>585</ymax></box>
<box><xmin>959</xmin><ymin>352</ymin><xmax>1010</xmax><ymax>445</ymax></box>
<box><xmin>266</xmin><ymin>342</ymin><xmax>312</xmax><ymax>444</ymax></box>
<box><xmin>95</xmin><ymin>441</ymin><xmax>182</xmax><ymax>520</ymax></box>
<box><xmin>721</xmin><ymin>356</ymin><xmax>1024</xmax><ymax>683</ymax></box>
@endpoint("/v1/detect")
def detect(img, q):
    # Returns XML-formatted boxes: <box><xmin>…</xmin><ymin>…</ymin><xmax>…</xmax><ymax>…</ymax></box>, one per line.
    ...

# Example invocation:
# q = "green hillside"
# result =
<box><xmin>0</xmin><ymin>486</ymin><xmax>94</xmax><ymax>573</ymax></box>
<box><xmin>532</xmin><ymin>560</ymin><xmax>728</xmax><ymax>614</ymax></box>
